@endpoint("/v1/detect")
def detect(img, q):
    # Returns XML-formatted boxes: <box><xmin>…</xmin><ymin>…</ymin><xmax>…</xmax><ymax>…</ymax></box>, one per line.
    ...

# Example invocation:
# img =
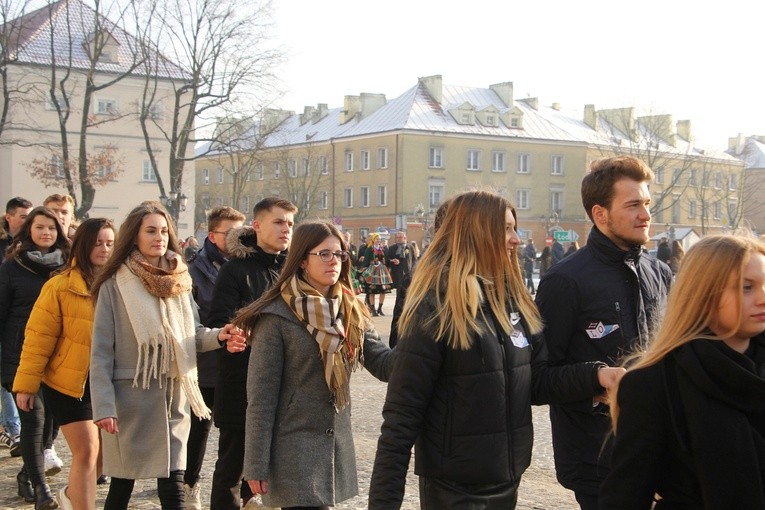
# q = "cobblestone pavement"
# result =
<box><xmin>0</xmin><ymin>289</ymin><xmax>577</xmax><ymax>509</ymax></box>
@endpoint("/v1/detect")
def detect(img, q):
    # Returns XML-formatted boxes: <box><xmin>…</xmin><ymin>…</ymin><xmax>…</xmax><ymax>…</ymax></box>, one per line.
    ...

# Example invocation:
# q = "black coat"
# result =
<box><xmin>0</xmin><ymin>252</ymin><xmax>64</xmax><ymax>389</ymax></box>
<box><xmin>601</xmin><ymin>337</ymin><xmax>765</xmax><ymax>509</ymax></box>
<box><xmin>369</xmin><ymin>296</ymin><xmax>604</xmax><ymax>508</ymax></box>
<box><xmin>207</xmin><ymin>227</ymin><xmax>285</xmax><ymax>430</ymax></box>
<box><xmin>385</xmin><ymin>243</ymin><xmax>416</xmax><ymax>290</ymax></box>
<box><xmin>535</xmin><ymin>226</ymin><xmax>672</xmax><ymax>495</ymax></box>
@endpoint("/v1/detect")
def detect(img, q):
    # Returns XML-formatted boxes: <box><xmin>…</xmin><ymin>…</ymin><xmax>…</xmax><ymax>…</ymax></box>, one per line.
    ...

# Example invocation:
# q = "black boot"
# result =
<box><xmin>34</xmin><ymin>483</ymin><xmax>58</xmax><ymax>510</ymax></box>
<box><xmin>17</xmin><ymin>470</ymin><xmax>35</xmax><ymax>503</ymax></box>
<box><xmin>377</xmin><ymin>305</ymin><xmax>385</xmax><ymax>316</ymax></box>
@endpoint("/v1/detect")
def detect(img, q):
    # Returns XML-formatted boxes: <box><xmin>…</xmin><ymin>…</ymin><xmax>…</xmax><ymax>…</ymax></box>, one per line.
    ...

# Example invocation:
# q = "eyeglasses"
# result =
<box><xmin>308</xmin><ymin>250</ymin><xmax>349</xmax><ymax>263</ymax></box>
<box><xmin>211</xmin><ymin>229</ymin><xmax>232</xmax><ymax>236</ymax></box>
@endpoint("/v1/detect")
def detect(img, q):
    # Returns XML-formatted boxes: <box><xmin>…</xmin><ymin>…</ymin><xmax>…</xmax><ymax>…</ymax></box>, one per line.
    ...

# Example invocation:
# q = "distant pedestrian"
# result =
<box><xmin>564</xmin><ymin>241</ymin><xmax>579</xmax><ymax>257</ymax></box>
<box><xmin>601</xmin><ymin>235</ymin><xmax>765</xmax><ymax>509</ymax></box>
<box><xmin>656</xmin><ymin>236</ymin><xmax>671</xmax><ymax>264</ymax></box>
<box><xmin>236</xmin><ymin>220</ymin><xmax>395</xmax><ymax>509</ymax></box>
<box><xmin>551</xmin><ymin>239</ymin><xmax>565</xmax><ymax>264</ymax></box>
<box><xmin>14</xmin><ymin>218</ymin><xmax>115</xmax><ymax>510</ymax></box>
<box><xmin>89</xmin><ymin>202</ymin><xmax>246</xmax><ymax>509</ymax></box>
<box><xmin>669</xmin><ymin>239</ymin><xmax>684</xmax><ymax>275</ymax></box>
<box><xmin>184</xmin><ymin>236</ymin><xmax>199</xmax><ymax>263</ymax></box>
<box><xmin>386</xmin><ymin>230</ymin><xmax>416</xmax><ymax>347</ymax></box>
<box><xmin>361</xmin><ymin>233</ymin><xmax>392</xmax><ymax>316</ymax></box>
<box><xmin>538</xmin><ymin>246</ymin><xmax>552</xmax><ymax>277</ymax></box>
<box><xmin>523</xmin><ymin>239</ymin><xmax>537</xmax><ymax>293</ymax></box>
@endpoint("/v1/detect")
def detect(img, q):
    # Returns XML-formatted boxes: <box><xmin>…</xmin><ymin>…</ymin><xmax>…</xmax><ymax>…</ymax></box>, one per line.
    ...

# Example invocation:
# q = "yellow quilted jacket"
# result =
<box><xmin>13</xmin><ymin>266</ymin><xmax>94</xmax><ymax>398</ymax></box>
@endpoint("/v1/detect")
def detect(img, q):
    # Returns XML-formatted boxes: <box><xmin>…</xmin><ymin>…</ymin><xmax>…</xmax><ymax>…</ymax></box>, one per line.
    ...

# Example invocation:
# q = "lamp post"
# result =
<box><xmin>160</xmin><ymin>189</ymin><xmax>188</xmax><ymax>225</ymax></box>
<box><xmin>414</xmin><ymin>203</ymin><xmax>432</xmax><ymax>247</ymax></box>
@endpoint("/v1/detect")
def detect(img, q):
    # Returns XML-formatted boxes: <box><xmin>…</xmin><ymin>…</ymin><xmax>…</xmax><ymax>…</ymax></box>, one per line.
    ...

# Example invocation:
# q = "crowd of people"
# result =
<box><xmin>0</xmin><ymin>154</ymin><xmax>763</xmax><ymax>510</ymax></box>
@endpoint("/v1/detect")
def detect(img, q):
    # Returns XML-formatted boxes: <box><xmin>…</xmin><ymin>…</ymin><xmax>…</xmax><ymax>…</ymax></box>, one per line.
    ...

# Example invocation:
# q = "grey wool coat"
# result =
<box><xmin>89</xmin><ymin>276</ymin><xmax>222</xmax><ymax>479</ymax></box>
<box><xmin>242</xmin><ymin>298</ymin><xmax>396</xmax><ymax>508</ymax></box>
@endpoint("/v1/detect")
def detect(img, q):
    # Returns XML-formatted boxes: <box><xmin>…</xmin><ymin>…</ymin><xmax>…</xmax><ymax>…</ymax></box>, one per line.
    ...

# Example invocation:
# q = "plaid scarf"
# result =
<box><xmin>281</xmin><ymin>274</ymin><xmax>365</xmax><ymax>411</ymax></box>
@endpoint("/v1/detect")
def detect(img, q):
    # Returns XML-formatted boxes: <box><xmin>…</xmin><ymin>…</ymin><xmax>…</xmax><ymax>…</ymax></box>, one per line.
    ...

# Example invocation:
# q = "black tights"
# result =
<box><xmin>104</xmin><ymin>470</ymin><xmax>184</xmax><ymax>510</ymax></box>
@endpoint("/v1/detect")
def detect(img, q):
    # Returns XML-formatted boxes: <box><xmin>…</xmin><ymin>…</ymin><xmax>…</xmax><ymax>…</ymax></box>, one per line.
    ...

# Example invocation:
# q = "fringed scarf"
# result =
<box><xmin>115</xmin><ymin>250</ymin><xmax>211</xmax><ymax>419</ymax></box>
<box><xmin>280</xmin><ymin>275</ymin><xmax>365</xmax><ymax>411</ymax></box>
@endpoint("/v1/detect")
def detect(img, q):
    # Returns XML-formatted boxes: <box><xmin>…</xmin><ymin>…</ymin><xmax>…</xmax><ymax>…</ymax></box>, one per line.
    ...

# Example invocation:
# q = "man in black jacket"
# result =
<box><xmin>386</xmin><ymin>230</ymin><xmax>416</xmax><ymax>347</ymax></box>
<box><xmin>0</xmin><ymin>197</ymin><xmax>32</xmax><ymax>261</ymax></box>
<box><xmin>207</xmin><ymin>197</ymin><xmax>296</xmax><ymax>510</ymax></box>
<box><xmin>535</xmin><ymin>156</ymin><xmax>672</xmax><ymax>509</ymax></box>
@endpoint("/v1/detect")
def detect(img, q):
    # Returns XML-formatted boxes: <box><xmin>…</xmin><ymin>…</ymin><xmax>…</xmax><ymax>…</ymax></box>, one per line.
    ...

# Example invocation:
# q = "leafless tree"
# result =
<box><xmin>135</xmin><ymin>0</ymin><xmax>282</xmax><ymax>222</ymax></box>
<box><xmin>0</xmin><ymin>0</ymin><xmax>36</xmax><ymax>142</ymax></box>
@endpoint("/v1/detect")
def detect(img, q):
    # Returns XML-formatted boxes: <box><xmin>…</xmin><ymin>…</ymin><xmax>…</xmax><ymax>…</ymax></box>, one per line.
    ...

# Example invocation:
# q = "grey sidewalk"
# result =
<box><xmin>0</xmin><ymin>290</ymin><xmax>576</xmax><ymax>509</ymax></box>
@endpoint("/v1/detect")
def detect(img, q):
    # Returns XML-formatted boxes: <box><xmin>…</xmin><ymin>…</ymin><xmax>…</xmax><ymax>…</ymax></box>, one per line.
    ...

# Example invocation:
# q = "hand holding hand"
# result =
<box><xmin>597</xmin><ymin>366</ymin><xmax>627</xmax><ymax>391</ymax></box>
<box><xmin>220</xmin><ymin>323</ymin><xmax>247</xmax><ymax>353</ymax></box>
<box><xmin>95</xmin><ymin>417</ymin><xmax>119</xmax><ymax>434</ymax></box>
<box><xmin>248</xmin><ymin>480</ymin><xmax>268</xmax><ymax>495</ymax></box>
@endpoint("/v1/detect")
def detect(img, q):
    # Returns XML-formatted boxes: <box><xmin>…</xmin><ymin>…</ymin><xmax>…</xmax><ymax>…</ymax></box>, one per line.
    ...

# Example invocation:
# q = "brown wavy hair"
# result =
<box><xmin>5</xmin><ymin>206</ymin><xmax>70</xmax><ymax>262</ymax></box>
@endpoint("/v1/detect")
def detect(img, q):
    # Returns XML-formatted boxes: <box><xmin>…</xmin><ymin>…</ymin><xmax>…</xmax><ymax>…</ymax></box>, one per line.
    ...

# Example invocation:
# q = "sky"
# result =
<box><xmin>270</xmin><ymin>0</ymin><xmax>763</xmax><ymax>150</ymax></box>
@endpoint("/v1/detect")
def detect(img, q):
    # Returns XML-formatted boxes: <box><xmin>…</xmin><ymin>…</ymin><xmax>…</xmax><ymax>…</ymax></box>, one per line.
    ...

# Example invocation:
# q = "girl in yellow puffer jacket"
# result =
<box><xmin>14</xmin><ymin>218</ymin><xmax>115</xmax><ymax>510</ymax></box>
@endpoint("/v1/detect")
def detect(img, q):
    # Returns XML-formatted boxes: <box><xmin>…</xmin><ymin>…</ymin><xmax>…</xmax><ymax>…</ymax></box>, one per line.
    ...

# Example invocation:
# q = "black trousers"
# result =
<box><xmin>418</xmin><ymin>476</ymin><xmax>519</xmax><ymax>510</ymax></box>
<box><xmin>210</xmin><ymin>427</ymin><xmax>253</xmax><ymax>509</ymax></box>
<box><xmin>15</xmin><ymin>389</ymin><xmax>55</xmax><ymax>487</ymax></box>
<box><xmin>184</xmin><ymin>386</ymin><xmax>215</xmax><ymax>487</ymax></box>
<box><xmin>388</xmin><ymin>284</ymin><xmax>408</xmax><ymax>348</ymax></box>
<box><xmin>104</xmin><ymin>470</ymin><xmax>184</xmax><ymax>510</ymax></box>
<box><xmin>574</xmin><ymin>491</ymin><xmax>599</xmax><ymax>510</ymax></box>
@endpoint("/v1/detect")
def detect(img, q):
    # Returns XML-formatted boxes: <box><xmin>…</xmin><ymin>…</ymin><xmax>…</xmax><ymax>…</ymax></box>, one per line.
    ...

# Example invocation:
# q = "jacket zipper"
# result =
<box><xmin>496</xmin><ymin>326</ymin><xmax>515</xmax><ymax>480</ymax></box>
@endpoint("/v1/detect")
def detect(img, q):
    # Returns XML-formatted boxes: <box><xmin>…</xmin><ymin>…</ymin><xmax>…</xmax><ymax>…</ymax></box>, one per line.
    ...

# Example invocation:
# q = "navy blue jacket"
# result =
<box><xmin>535</xmin><ymin>226</ymin><xmax>672</xmax><ymax>495</ymax></box>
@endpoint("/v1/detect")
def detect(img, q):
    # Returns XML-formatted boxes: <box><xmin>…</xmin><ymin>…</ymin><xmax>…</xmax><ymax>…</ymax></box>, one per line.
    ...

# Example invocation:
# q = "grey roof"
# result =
<box><xmin>728</xmin><ymin>137</ymin><xmax>765</xmax><ymax>168</ymax></box>
<box><xmin>4</xmin><ymin>0</ymin><xmax>186</xmax><ymax>80</ymax></box>
<box><xmin>204</xmin><ymin>78</ymin><xmax>739</xmax><ymax>163</ymax></box>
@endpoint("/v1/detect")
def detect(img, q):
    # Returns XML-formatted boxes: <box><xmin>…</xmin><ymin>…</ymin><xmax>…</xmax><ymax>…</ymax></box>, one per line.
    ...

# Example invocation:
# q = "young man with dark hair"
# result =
<box><xmin>184</xmin><ymin>206</ymin><xmax>246</xmax><ymax>508</ymax></box>
<box><xmin>207</xmin><ymin>197</ymin><xmax>297</xmax><ymax>509</ymax></box>
<box><xmin>535</xmin><ymin>156</ymin><xmax>673</xmax><ymax>509</ymax></box>
<box><xmin>0</xmin><ymin>197</ymin><xmax>33</xmax><ymax>258</ymax></box>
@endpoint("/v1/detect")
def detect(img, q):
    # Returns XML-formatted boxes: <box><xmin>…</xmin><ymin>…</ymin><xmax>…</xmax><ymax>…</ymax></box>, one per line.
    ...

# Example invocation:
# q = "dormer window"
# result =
<box><xmin>84</xmin><ymin>29</ymin><xmax>121</xmax><ymax>64</ymax></box>
<box><xmin>485</xmin><ymin>114</ymin><xmax>495</xmax><ymax>126</ymax></box>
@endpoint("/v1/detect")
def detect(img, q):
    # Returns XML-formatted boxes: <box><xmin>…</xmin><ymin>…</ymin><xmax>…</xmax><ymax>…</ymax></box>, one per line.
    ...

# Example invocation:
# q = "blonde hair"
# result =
<box><xmin>611</xmin><ymin>234</ymin><xmax>765</xmax><ymax>430</ymax></box>
<box><xmin>397</xmin><ymin>190</ymin><xmax>541</xmax><ymax>350</ymax></box>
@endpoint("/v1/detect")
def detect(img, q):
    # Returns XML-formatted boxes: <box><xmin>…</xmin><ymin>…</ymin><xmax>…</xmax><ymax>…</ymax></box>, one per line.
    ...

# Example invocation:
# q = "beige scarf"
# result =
<box><xmin>115</xmin><ymin>250</ymin><xmax>211</xmax><ymax>419</ymax></box>
<box><xmin>281</xmin><ymin>275</ymin><xmax>365</xmax><ymax>411</ymax></box>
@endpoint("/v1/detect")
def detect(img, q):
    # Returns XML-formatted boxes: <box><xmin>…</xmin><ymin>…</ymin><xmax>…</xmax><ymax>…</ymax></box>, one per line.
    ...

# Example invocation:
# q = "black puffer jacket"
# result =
<box><xmin>207</xmin><ymin>227</ymin><xmax>285</xmax><ymax>430</ymax></box>
<box><xmin>0</xmin><ymin>252</ymin><xmax>64</xmax><ymax>389</ymax></box>
<box><xmin>535</xmin><ymin>226</ymin><xmax>672</xmax><ymax>495</ymax></box>
<box><xmin>369</xmin><ymin>295</ymin><xmax>604</xmax><ymax>508</ymax></box>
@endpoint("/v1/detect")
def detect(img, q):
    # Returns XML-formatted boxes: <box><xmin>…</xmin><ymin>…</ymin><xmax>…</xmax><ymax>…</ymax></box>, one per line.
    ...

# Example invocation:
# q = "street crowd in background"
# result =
<box><xmin>0</xmin><ymin>155</ymin><xmax>763</xmax><ymax>510</ymax></box>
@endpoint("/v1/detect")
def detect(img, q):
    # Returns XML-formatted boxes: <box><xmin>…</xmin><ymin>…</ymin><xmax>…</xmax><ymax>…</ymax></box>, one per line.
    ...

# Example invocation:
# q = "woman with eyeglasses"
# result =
<box><xmin>233</xmin><ymin>220</ymin><xmax>396</xmax><ymax>510</ymax></box>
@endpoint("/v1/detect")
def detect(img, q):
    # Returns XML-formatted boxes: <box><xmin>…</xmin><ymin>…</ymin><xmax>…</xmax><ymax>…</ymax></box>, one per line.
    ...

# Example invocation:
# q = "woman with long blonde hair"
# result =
<box><xmin>369</xmin><ymin>190</ymin><xmax>621</xmax><ymax>509</ymax></box>
<box><xmin>601</xmin><ymin>235</ymin><xmax>765</xmax><ymax>509</ymax></box>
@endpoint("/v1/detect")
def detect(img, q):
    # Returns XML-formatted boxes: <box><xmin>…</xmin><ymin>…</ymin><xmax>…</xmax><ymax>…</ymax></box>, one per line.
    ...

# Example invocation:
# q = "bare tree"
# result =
<box><xmin>0</xmin><ymin>0</ymin><xmax>36</xmax><ymax>142</ymax></box>
<box><xmin>136</xmin><ymin>0</ymin><xmax>282</xmax><ymax>222</ymax></box>
<box><xmin>269</xmin><ymin>141</ymin><xmax>331</xmax><ymax>222</ymax></box>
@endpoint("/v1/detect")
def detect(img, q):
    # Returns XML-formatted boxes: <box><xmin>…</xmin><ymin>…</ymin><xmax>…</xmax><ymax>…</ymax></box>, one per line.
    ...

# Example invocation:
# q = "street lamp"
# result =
<box><xmin>159</xmin><ymin>189</ymin><xmax>187</xmax><ymax>223</ymax></box>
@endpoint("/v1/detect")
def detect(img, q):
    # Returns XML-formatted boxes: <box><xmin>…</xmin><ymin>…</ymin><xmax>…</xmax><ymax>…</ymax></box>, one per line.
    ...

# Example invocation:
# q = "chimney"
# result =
<box><xmin>675</xmin><ymin>120</ymin><xmax>692</xmax><ymax>142</ymax></box>
<box><xmin>314</xmin><ymin>103</ymin><xmax>329</xmax><ymax>122</ymax></box>
<box><xmin>260</xmin><ymin>108</ymin><xmax>292</xmax><ymax>135</ymax></box>
<box><xmin>521</xmin><ymin>97</ymin><xmax>539</xmax><ymax>111</ymax></box>
<box><xmin>727</xmin><ymin>133</ymin><xmax>747</xmax><ymax>154</ymax></box>
<box><xmin>419</xmin><ymin>75</ymin><xmax>443</xmax><ymax>104</ymax></box>
<box><xmin>638</xmin><ymin>114</ymin><xmax>675</xmax><ymax>146</ymax></box>
<box><xmin>489</xmin><ymin>82</ymin><xmax>514</xmax><ymax>107</ymax></box>
<box><xmin>599</xmin><ymin>107</ymin><xmax>636</xmax><ymax>140</ymax></box>
<box><xmin>299</xmin><ymin>106</ymin><xmax>315</xmax><ymax>125</ymax></box>
<box><xmin>340</xmin><ymin>95</ymin><xmax>361</xmax><ymax>125</ymax></box>
<box><xmin>360</xmin><ymin>93</ymin><xmax>386</xmax><ymax>118</ymax></box>
<box><xmin>583</xmin><ymin>104</ymin><xmax>597</xmax><ymax>130</ymax></box>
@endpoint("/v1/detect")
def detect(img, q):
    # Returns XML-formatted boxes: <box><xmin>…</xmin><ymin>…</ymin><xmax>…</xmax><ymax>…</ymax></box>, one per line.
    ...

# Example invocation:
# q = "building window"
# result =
<box><xmin>45</xmin><ymin>92</ymin><xmax>67</xmax><ymax>112</ymax></box>
<box><xmin>485</xmin><ymin>114</ymin><xmax>496</xmax><ymax>126</ymax></box>
<box><xmin>517</xmin><ymin>153</ymin><xmax>530</xmax><ymax>174</ymax></box>
<box><xmin>288</xmin><ymin>159</ymin><xmax>297</xmax><ymax>178</ymax></box>
<box><xmin>551</xmin><ymin>190</ymin><xmax>563</xmax><ymax>213</ymax></box>
<box><xmin>713</xmin><ymin>201</ymin><xmax>721</xmax><ymax>220</ymax></box>
<box><xmin>429</xmin><ymin>184</ymin><xmax>444</xmax><ymax>207</ymax></box>
<box><xmin>377</xmin><ymin>185</ymin><xmax>387</xmax><ymax>206</ymax></box>
<box><xmin>729</xmin><ymin>173</ymin><xmax>738</xmax><ymax>190</ymax></box>
<box><xmin>552</xmin><ymin>155</ymin><xmax>564</xmax><ymax>176</ymax></box>
<box><xmin>728</xmin><ymin>200</ymin><xmax>737</xmax><ymax>220</ymax></box>
<box><xmin>429</xmin><ymin>147</ymin><xmax>443</xmax><ymax>168</ymax></box>
<box><xmin>467</xmin><ymin>149</ymin><xmax>481</xmax><ymax>171</ymax></box>
<box><xmin>217</xmin><ymin>168</ymin><xmax>224</xmax><ymax>184</ymax></box>
<box><xmin>688</xmin><ymin>200</ymin><xmax>697</xmax><ymax>218</ymax></box>
<box><xmin>202</xmin><ymin>168</ymin><xmax>209</xmax><ymax>185</ymax></box>
<box><xmin>510</xmin><ymin>117</ymin><xmax>519</xmax><ymax>128</ymax></box>
<box><xmin>702</xmin><ymin>172</ymin><xmax>710</xmax><ymax>187</ymax></box>
<box><xmin>672</xmin><ymin>168</ymin><xmax>682</xmax><ymax>185</ymax></box>
<box><xmin>360</xmin><ymin>228</ymin><xmax>370</xmax><ymax>239</ymax></box>
<box><xmin>361</xmin><ymin>150</ymin><xmax>370</xmax><ymax>170</ymax></box>
<box><xmin>241</xmin><ymin>195</ymin><xmax>250</xmax><ymax>212</ymax></box>
<box><xmin>319</xmin><ymin>156</ymin><xmax>329</xmax><ymax>175</ymax></box>
<box><xmin>273</xmin><ymin>162</ymin><xmax>281</xmax><ymax>179</ymax></box>
<box><xmin>672</xmin><ymin>196</ymin><xmax>680</xmax><ymax>224</ymax></box>
<box><xmin>345</xmin><ymin>151</ymin><xmax>353</xmax><ymax>172</ymax></box>
<box><xmin>344</xmin><ymin>187</ymin><xmax>353</xmax><ymax>208</ymax></box>
<box><xmin>492</xmin><ymin>151</ymin><xmax>506</xmax><ymax>172</ymax></box>
<box><xmin>96</xmin><ymin>98</ymin><xmax>118</xmax><ymax>115</ymax></box>
<box><xmin>255</xmin><ymin>162</ymin><xmax>264</xmax><ymax>180</ymax></box>
<box><xmin>654</xmin><ymin>207</ymin><xmax>663</xmax><ymax>223</ymax></box>
<box><xmin>714</xmin><ymin>172</ymin><xmax>722</xmax><ymax>189</ymax></box>
<box><xmin>516</xmin><ymin>189</ymin><xmax>530</xmax><ymax>210</ymax></box>
<box><xmin>655</xmin><ymin>166</ymin><xmax>664</xmax><ymax>184</ymax></box>
<box><xmin>303</xmin><ymin>158</ymin><xmax>310</xmax><ymax>176</ymax></box>
<box><xmin>319</xmin><ymin>191</ymin><xmax>328</xmax><ymax>210</ymax></box>
<box><xmin>689</xmin><ymin>169</ymin><xmax>697</xmax><ymax>186</ymax></box>
<box><xmin>142</xmin><ymin>161</ymin><xmax>157</xmax><ymax>182</ymax></box>
<box><xmin>360</xmin><ymin>186</ymin><xmax>370</xmax><ymax>207</ymax></box>
<box><xmin>377</xmin><ymin>147</ymin><xmax>388</xmax><ymax>169</ymax></box>
<box><xmin>95</xmin><ymin>162</ymin><xmax>113</xmax><ymax>178</ymax></box>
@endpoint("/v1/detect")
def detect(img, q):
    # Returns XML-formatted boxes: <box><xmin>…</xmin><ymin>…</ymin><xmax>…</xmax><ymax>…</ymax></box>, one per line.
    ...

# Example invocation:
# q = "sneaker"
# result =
<box><xmin>44</xmin><ymin>447</ymin><xmax>63</xmax><ymax>476</ymax></box>
<box><xmin>0</xmin><ymin>430</ymin><xmax>21</xmax><ymax>457</ymax></box>
<box><xmin>183</xmin><ymin>483</ymin><xmax>201</xmax><ymax>510</ymax></box>
<box><xmin>96</xmin><ymin>474</ymin><xmax>110</xmax><ymax>485</ymax></box>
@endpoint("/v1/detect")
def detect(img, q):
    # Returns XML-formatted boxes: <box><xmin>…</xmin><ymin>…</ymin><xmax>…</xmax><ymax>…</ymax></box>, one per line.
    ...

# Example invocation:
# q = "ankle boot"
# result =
<box><xmin>34</xmin><ymin>483</ymin><xmax>58</xmax><ymax>510</ymax></box>
<box><xmin>17</xmin><ymin>469</ymin><xmax>35</xmax><ymax>502</ymax></box>
<box><xmin>377</xmin><ymin>304</ymin><xmax>385</xmax><ymax>316</ymax></box>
